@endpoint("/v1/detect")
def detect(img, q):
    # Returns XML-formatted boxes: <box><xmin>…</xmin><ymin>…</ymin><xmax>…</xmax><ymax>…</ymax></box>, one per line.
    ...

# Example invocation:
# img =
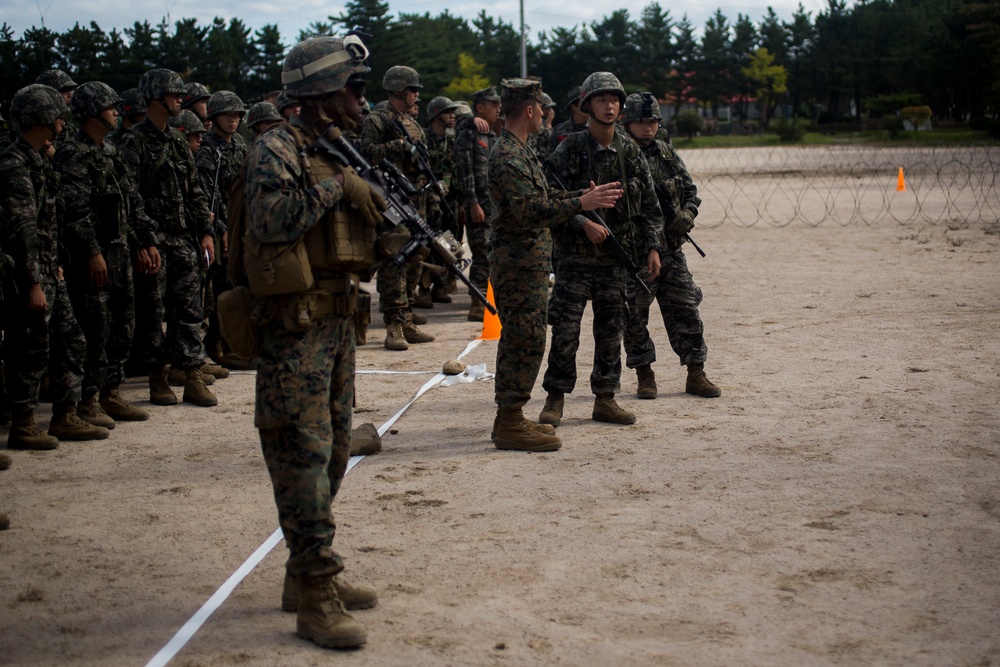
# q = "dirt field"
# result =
<box><xmin>2</xmin><ymin>182</ymin><xmax>999</xmax><ymax>666</ymax></box>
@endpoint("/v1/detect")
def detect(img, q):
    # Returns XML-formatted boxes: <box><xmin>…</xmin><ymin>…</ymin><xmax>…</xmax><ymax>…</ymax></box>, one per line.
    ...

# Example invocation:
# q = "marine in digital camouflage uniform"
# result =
<box><xmin>540</xmin><ymin>72</ymin><xmax>663</xmax><ymax>427</ymax></box>
<box><xmin>115</xmin><ymin>68</ymin><xmax>217</xmax><ymax>407</ymax></box>
<box><xmin>245</xmin><ymin>34</ymin><xmax>381</xmax><ymax>650</ymax></box>
<box><xmin>54</xmin><ymin>81</ymin><xmax>150</xmax><ymax>428</ymax></box>
<box><xmin>181</xmin><ymin>82</ymin><xmax>212</xmax><ymax>130</ymax></box>
<box><xmin>359</xmin><ymin>65</ymin><xmax>435</xmax><ymax>350</ymax></box>
<box><xmin>454</xmin><ymin>85</ymin><xmax>499</xmax><ymax>321</ymax></box>
<box><xmin>547</xmin><ymin>85</ymin><xmax>589</xmax><ymax>156</ymax></box>
<box><xmin>0</xmin><ymin>84</ymin><xmax>108</xmax><ymax>448</ymax></box>
<box><xmin>421</xmin><ymin>95</ymin><xmax>460</xmax><ymax>303</ymax></box>
<box><xmin>108</xmin><ymin>88</ymin><xmax>146</xmax><ymax>145</ymax></box>
<box><xmin>621</xmin><ymin>92</ymin><xmax>720</xmax><ymax>399</ymax></box>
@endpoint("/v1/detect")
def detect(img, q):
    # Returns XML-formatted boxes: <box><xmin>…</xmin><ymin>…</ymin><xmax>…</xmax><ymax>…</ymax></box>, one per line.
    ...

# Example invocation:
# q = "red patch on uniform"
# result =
<box><xmin>477</xmin><ymin>139</ymin><xmax>489</xmax><ymax>149</ymax></box>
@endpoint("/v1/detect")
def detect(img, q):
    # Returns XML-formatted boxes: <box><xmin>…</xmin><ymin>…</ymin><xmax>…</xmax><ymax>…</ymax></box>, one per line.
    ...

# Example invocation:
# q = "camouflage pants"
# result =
<box><xmin>377</xmin><ymin>260</ymin><xmax>411</xmax><ymax>326</ymax></box>
<box><xmin>133</xmin><ymin>233</ymin><xmax>206</xmax><ymax>371</ymax></box>
<box><xmin>255</xmin><ymin>312</ymin><xmax>355</xmax><ymax>578</ymax></box>
<box><xmin>624</xmin><ymin>247</ymin><xmax>707</xmax><ymax>368</ymax></box>
<box><xmin>464</xmin><ymin>218</ymin><xmax>491</xmax><ymax>295</ymax></box>
<box><xmin>67</xmin><ymin>260</ymin><xmax>136</xmax><ymax>395</ymax></box>
<box><xmin>494</xmin><ymin>269</ymin><xmax>549</xmax><ymax>408</ymax></box>
<box><xmin>4</xmin><ymin>280</ymin><xmax>85</xmax><ymax>411</ymax></box>
<box><xmin>543</xmin><ymin>260</ymin><xmax>627</xmax><ymax>396</ymax></box>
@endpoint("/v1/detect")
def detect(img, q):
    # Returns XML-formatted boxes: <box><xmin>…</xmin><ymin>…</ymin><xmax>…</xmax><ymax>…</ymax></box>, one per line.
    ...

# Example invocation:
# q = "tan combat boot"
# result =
<box><xmin>686</xmin><ymin>363</ymin><xmax>722</xmax><ymax>397</ymax></box>
<box><xmin>168</xmin><ymin>366</ymin><xmax>214</xmax><ymax>386</ymax></box>
<box><xmin>467</xmin><ymin>302</ymin><xmax>485</xmax><ymax>323</ymax></box>
<box><xmin>77</xmin><ymin>392</ymin><xmax>116</xmax><ymax>429</ymax></box>
<box><xmin>182</xmin><ymin>367</ymin><xmax>218</xmax><ymax>407</ymax></box>
<box><xmin>350</xmin><ymin>423</ymin><xmax>382</xmax><ymax>457</ymax></box>
<box><xmin>100</xmin><ymin>388</ymin><xmax>150</xmax><ymax>422</ymax></box>
<box><xmin>6</xmin><ymin>411</ymin><xmax>58</xmax><ymax>450</ymax></box>
<box><xmin>402</xmin><ymin>321</ymin><xmax>435</xmax><ymax>344</ymax></box>
<box><xmin>384</xmin><ymin>322</ymin><xmax>409</xmax><ymax>351</ymax></box>
<box><xmin>430</xmin><ymin>285</ymin><xmax>452</xmax><ymax>303</ymax></box>
<box><xmin>49</xmin><ymin>402</ymin><xmax>110</xmax><ymax>441</ymax></box>
<box><xmin>149</xmin><ymin>367</ymin><xmax>178</xmax><ymax>405</ymax></box>
<box><xmin>538</xmin><ymin>392</ymin><xmax>564</xmax><ymax>427</ymax></box>
<box><xmin>636</xmin><ymin>365</ymin><xmax>657</xmax><ymax>399</ymax></box>
<box><xmin>491</xmin><ymin>414</ymin><xmax>556</xmax><ymax>442</ymax></box>
<box><xmin>411</xmin><ymin>289</ymin><xmax>433</xmax><ymax>309</ymax></box>
<box><xmin>409</xmin><ymin>311</ymin><xmax>428</xmax><ymax>325</ymax></box>
<box><xmin>202</xmin><ymin>364</ymin><xmax>230</xmax><ymax>380</ymax></box>
<box><xmin>282</xmin><ymin>572</ymin><xmax>379</xmax><ymax>613</ymax></box>
<box><xmin>592</xmin><ymin>393</ymin><xmax>636</xmax><ymax>425</ymax></box>
<box><xmin>494</xmin><ymin>406</ymin><xmax>562</xmax><ymax>452</ymax></box>
<box><xmin>296</xmin><ymin>575</ymin><xmax>368</xmax><ymax>648</ymax></box>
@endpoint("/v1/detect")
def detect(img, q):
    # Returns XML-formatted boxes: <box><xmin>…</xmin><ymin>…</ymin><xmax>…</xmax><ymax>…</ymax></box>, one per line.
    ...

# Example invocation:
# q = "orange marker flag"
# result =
<box><xmin>897</xmin><ymin>167</ymin><xmax>906</xmax><ymax>192</ymax></box>
<box><xmin>478</xmin><ymin>280</ymin><xmax>501</xmax><ymax>341</ymax></box>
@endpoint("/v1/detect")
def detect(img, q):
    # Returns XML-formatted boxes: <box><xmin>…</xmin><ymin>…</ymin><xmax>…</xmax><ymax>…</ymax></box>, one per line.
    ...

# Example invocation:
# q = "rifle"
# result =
<box><xmin>209</xmin><ymin>147</ymin><xmax>222</xmax><ymax>219</ymax></box>
<box><xmin>390</xmin><ymin>117</ymin><xmax>454</xmax><ymax>222</ymax></box>
<box><xmin>313</xmin><ymin>127</ymin><xmax>497</xmax><ymax>316</ymax></box>
<box><xmin>652</xmin><ymin>181</ymin><xmax>706</xmax><ymax>258</ymax></box>
<box><xmin>546</xmin><ymin>168</ymin><xmax>652</xmax><ymax>295</ymax></box>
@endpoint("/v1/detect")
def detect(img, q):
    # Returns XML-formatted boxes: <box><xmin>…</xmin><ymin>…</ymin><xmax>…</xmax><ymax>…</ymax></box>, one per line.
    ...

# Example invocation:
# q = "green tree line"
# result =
<box><xmin>1</xmin><ymin>0</ymin><xmax>997</xmax><ymax>123</ymax></box>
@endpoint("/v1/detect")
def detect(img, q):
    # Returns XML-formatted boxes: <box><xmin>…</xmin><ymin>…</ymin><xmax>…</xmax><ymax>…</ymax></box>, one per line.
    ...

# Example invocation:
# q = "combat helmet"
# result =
<box><xmin>138</xmin><ymin>68</ymin><xmax>186</xmax><ymax>101</ymax></box>
<box><xmin>383</xmin><ymin>65</ymin><xmax>422</xmax><ymax>92</ymax></box>
<box><xmin>170</xmin><ymin>109</ymin><xmax>208</xmax><ymax>135</ymax></box>
<box><xmin>246</xmin><ymin>102</ymin><xmax>282</xmax><ymax>128</ymax></box>
<box><xmin>540</xmin><ymin>92</ymin><xmax>557</xmax><ymax>109</ymax></box>
<box><xmin>181</xmin><ymin>82</ymin><xmax>211</xmax><ymax>110</ymax></box>
<box><xmin>206</xmin><ymin>91</ymin><xmax>246</xmax><ymax>120</ymax></box>
<box><xmin>622</xmin><ymin>91</ymin><xmax>662</xmax><ymax>125</ymax></box>
<box><xmin>564</xmin><ymin>85</ymin><xmax>582</xmax><ymax>111</ymax></box>
<box><xmin>35</xmin><ymin>69</ymin><xmax>78</xmax><ymax>92</ymax></box>
<box><xmin>119</xmin><ymin>88</ymin><xmax>147</xmax><ymax>117</ymax></box>
<box><xmin>281</xmin><ymin>35</ymin><xmax>370</xmax><ymax>99</ymax></box>
<box><xmin>9</xmin><ymin>84</ymin><xmax>69</xmax><ymax>133</ymax></box>
<box><xmin>426</xmin><ymin>96</ymin><xmax>458</xmax><ymax>122</ymax></box>
<box><xmin>275</xmin><ymin>91</ymin><xmax>298</xmax><ymax>114</ymax></box>
<box><xmin>579</xmin><ymin>72</ymin><xmax>626</xmax><ymax>113</ymax></box>
<box><xmin>70</xmin><ymin>81</ymin><xmax>122</xmax><ymax>121</ymax></box>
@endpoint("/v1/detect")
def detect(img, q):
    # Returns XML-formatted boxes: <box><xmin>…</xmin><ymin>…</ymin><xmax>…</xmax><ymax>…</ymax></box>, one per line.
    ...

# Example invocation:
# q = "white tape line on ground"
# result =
<box><xmin>144</xmin><ymin>337</ymin><xmax>485</xmax><ymax>667</ymax></box>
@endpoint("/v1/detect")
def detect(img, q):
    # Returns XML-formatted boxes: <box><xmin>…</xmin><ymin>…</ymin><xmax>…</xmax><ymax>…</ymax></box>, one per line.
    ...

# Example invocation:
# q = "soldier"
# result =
<box><xmin>246</xmin><ymin>102</ymin><xmax>282</xmax><ymax>139</ymax></box>
<box><xmin>116</xmin><ymin>68</ymin><xmax>217</xmax><ymax>407</ymax></box>
<box><xmin>547</xmin><ymin>85</ymin><xmax>589</xmax><ymax>155</ymax></box>
<box><xmin>276</xmin><ymin>92</ymin><xmax>301</xmax><ymax>121</ymax></box>
<box><xmin>621</xmin><ymin>92</ymin><xmax>721</xmax><ymax>399</ymax></box>
<box><xmin>541</xmin><ymin>72</ymin><xmax>663</xmax><ymax>426</ymax></box>
<box><xmin>359</xmin><ymin>65</ymin><xmax>435</xmax><ymax>350</ymax></box>
<box><xmin>35</xmin><ymin>70</ymin><xmax>78</xmax><ymax>144</ymax></box>
<box><xmin>488</xmin><ymin>78</ymin><xmax>624</xmax><ymax>452</ymax></box>
<box><xmin>528</xmin><ymin>91</ymin><xmax>557</xmax><ymax>161</ymax></box>
<box><xmin>0</xmin><ymin>84</ymin><xmax>109</xmax><ymax>448</ymax></box>
<box><xmin>244</xmin><ymin>34</ymin><xmax>383</xmax><ymax>649</ymax></box>
<box><xmin>420</xmin><ymin>95</ymin><xmax>460</xmax><ymax>304</ymax></box>
<box><xmin>181</xmin><ymin>82</ymin><xmax>212</xmax><ymax>130</ymax></box>
<box><xmin>454</xmin><ymin>86</ymin><xmax>500</xmax><ymax>322</ymax></box>
<box><xmin>114</xmin><ymin>88</ymin><xmax>147</xmax><ymax>135</ymax></box>
<box><xmin>54</xmin><ymin>81</ymin><xmax>151</xmax><ymax>430</ymax></box>
<box><xmin>170</xmin><ymin>109</ymin><xmax>208</xmax><ymax>153</ymax></box>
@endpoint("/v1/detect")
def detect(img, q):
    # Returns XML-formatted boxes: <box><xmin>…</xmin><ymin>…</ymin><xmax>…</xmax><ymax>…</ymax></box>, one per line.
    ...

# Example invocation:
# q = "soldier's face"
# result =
<box><xmin>186</xmin><ymin>133</ymin><xmax>203</xmax><ymax>152</ymax></box>
<box><xmin>589</xmin><ymin>94</ymin><xmax>620</xmax><ymax>124</ymax></box>
<box><xmin>282</xmin><ymin>104</ymin><xmax>300</xmax><ymax>120</ymax></box>
<box><xmin>163</xmin><ymin>92</ymin><xmax>183</xmax><ymax>116</ymax></box>
<box><xmin>192</xmin><ymin>99</ymin><xmax>208</xmax><ymax>119</ymax></box>
<box><xmin>530</xmin><ymin>102</ymin><xmax>544</xmax><ymax>134</ymax></box>
<box><xmin>439</xmin><ymin>110</ymin><xmax>455</xmax><ymax>128</ymax></box>
<box><xmin>62</xmin><ymin>90</ymin><xmax>74</xmax><ymax>104</ymax></box>
<box><xmin>215</xmin><ymin>112</ymin><xmax>242</xmax><ymax>135</ymax></box>
<box><xmin>478</xmin><ymin>100</ymin><xmax>500</xmax><ymax>124</ymax></box>
<box><xmin>403</xmin><ymin>88</ymin><xmax>420</xmax><ymax>107</ymax></box>
<box><xmin>628</xmin><ymin>118</ymin><xmax>659</xmax><ymax>142</ymax></box>
<box><xmin>340</xmin><ymin>88</ymin><xmax>365</xmax><ymax>124</ymax></box>
<box><xmin>100</xmin><ymin>107</ymin><xmax>119</xmax><ymax>127</ymax></box>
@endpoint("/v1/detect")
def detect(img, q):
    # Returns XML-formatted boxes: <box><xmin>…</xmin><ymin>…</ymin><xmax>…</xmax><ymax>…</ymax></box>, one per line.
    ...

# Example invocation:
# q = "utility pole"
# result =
<box><xmin>519</xmin><ymin>0</ymin><xmax>527</xmax><ymax>77</ymax></box>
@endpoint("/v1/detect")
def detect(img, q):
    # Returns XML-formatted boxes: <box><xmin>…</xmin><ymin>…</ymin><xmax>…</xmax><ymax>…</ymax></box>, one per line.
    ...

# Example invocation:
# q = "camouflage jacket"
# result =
<box><xmin>488</xmin><ymin>128</ymin><xmax>582</xmax><ymax>273</ymax></box>
<box><xmin>547</xmin><ymin>118</ymin><xmax>587</xmax><ymax>156</ymax></box>
<box><xmin>545</xmin><ymin>129</ymin><xmax>664</xmax><ymax>263</ymax></box>
<box><xmin>244</xmin><ymin>117</ymin><xmax>346</xmax><ymax>244</ymax></box>
<box><xmin>640</xmin><ymin>137</ymin><xmax>701</xmax><ymax>248</ymax></box>
<box><xmin>529</xmin><ymin>126</ymin><xmax>552</xmax><ymax>162</ymax></box>
<box><xmin>53</xmin><ymin>129</ymin><xmax>139</xmax><ymax>261</ymax></box>
<box><xmin>0</xmin><ymin>138</ymin><xmax>61</xmax><ymax>286</ymax></box>
<box><xmin>423</xmin><ymin>126</ymin><xmax>456</xmax><ymax>191</ymax></box>
<box><xmin>115</xmin><ymin>117</ymin><xmax>212</xmax><ymax>242</ymax></box>
<box><xmin>359</xmin><ymin>103</ymin><xmax>426</xmax><ymax>180</ymax></box>
<box><xmin>196</xmin><ymin>130</ymin><xmax>249</xmax><ymax>236</ymax></box>
<box><xmin>454</xmin><ymin>115</ymin><xmax>495</xmax><ymax>213</ymax></box>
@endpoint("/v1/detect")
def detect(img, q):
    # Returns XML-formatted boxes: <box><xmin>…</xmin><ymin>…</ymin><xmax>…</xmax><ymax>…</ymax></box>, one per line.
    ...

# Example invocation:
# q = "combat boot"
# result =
<box><xmin>182</xmin><ymin>367</ymin><xmax>218</xmax><ymax>407</ymax></box>
<box><xmin>168</xmin><ymin>366</ymin><xmax>214</xmax><ymax>386</ymax></box>
<box><xmin>282</xmin><ymin>572</ymin><xmax>379</xmax><ymax>613</ymax></box>
<box><xmin>636</xmin><ymin>365</ymin><xmax>657</xmax><ymax>400</ymax></box>
<box><xmin>100</xmin><ymin>388</ymin><xmax>150</xmax><ymax>422</ymax></box>
<box><xmin>296</xmin><ymin>575</ymin><xmax>368</xmax><ymax>648</ymax></box>
<box><xmin>221</xmin><ymin>353</ymin><xmax>256</xmax><ymax>371</ymax></box>
<box><xmin>402</xmin><ymin>321</ymin><xmax>435</xmax><ymax>344</ymax></box>
<box><xmin>77</xmin><ymin>392</ymin><xmax>116</xmax><ymax>429</ymax></box>
<box><xmin>410</xmin><ymin>311</ymin><xmax>428</xmax><ymax>325</ymax></box>
<box><xmin>149</xmin><ymin>367</ymin><xmax>178</xmax><ymax>405</ymax></box>
<box><xmin>494</xmin><ymin>406</ymin><xmax>562</xmax><ymax>452</ymax></box>
<box><xmin>592</xmin><ymin>393</ymin><xmax>636</xmax><ymax>425</ymax></box>
<box><xmin>48</xmin><ymin>402</ymin><xmax>110</xmax><ymax>441</ymax></box>
<box><xmin>6</xmin><ymin>411</ymin><xmax>58</xmax><ymax>450</ymax></box>
<box><xmin>430</xmin><ymin>286</ymin><xmax>452</xmax><ymax>303</ymax></box>
<box><xmin>202</xmin><ymin>364</ymin><xmax>230</xmax><ymax>380</ymax></box>
<box><xmin>1</xmin><ymin>452</ymin><xmax>13</xmax><ymax>470</ymax></box>
<box><xmin>491</xmin><ymin>414</ymin><xmax>556</xmax><ymax>442</ymax></box>
<box><xmin>411</xmin><ymin>289</ymin><xmax>433</xmax><ymax>309</ymax></box>
<box><xmin>467</xmin><ymin>303</ymin><xmax>485</xmax><ymax>322</ymax></box>
<box><xmin>686</xmin><ymin>363</ymin><xmax>722</xmax><ymax>398</ymax></box>
<box><xmin>384</xmin><ymin>322</ymin><xmax>409</xmax><ymax>351</ymax></box>
<box><xmin>538</xmin><ymin>392</ymin><xmax>564</xmax><ymax>427</ymax></box>
<box><xmin>350</xmin><ymin>423</ymin><xmax>382</xmax><ymax>457</ymax></box>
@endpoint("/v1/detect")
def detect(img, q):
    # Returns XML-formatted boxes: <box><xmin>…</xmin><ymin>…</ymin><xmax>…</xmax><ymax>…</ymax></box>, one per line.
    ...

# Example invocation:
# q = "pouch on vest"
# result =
<box><xmin>243</xmin><ymin>230</ymin><xmax>314</xmax><ymax>297</ymax></box>
<box><xmin>217</xmin><ymin>285</ymin><xmax>259</xmax><ymax>358</ymax></box>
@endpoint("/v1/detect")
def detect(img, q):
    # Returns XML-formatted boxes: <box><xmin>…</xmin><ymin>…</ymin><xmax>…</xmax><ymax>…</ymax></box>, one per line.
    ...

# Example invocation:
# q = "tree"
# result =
<box><xmin>694</xmin><ymin>10</ymin><xmax>731</xmax><ymax>119</ymax></box>
<box><xmin>742</xmin><ymin>47</ymin><xmax>788</xmax><ymax>125</ymax></box>
<box><xmin>668</xmin><ymin>15</ymin><xmax>698</xmax><ymax>115</ymax></box>
<box><xmin>251</xmin><ymin>24</ymin><xmax>284</xmax><ymax>98</ymax></box>
<box><xmin>674</xmin><ymin>108</ymin><xmax>705</xmax><ymax>139</ymax></box>
<box><xmin>443</xmin><ymin>52</ymin><xmax>490</xmax><ymax>100</ymax></box>
<box><xmin>730</xmin><ymin>13</ymin><xmax>758</xmax><ymax>121</ymax></box>
<box><xmin>633</xmin><ymin>3</ymin><xmax>675</xmax><ymax>98</ymax></box>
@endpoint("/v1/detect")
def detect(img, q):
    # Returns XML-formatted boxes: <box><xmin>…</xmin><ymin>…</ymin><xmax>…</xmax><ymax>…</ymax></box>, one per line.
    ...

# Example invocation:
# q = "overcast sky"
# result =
<box><xmin>3</xmin><ymin>0</ymin><xmax>851</xmax><ymax>46</ymax></box>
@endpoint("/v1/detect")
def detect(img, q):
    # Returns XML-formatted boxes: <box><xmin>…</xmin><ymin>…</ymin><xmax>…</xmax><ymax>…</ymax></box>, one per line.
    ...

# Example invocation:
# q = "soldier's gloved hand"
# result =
<box><xmin>341</xmin><ymin>171</ymin><xmax>387</xmax><ymax>227</ymax></box>
<box><xmin>393</xmin><ymin>139</ymin><xmax>418</xmax><ymax>160</ymax></box>
<box><xmin>668</xmin><ymin>210</ymin><xmax>695</xmax><ymax>237</ymax></box>
<box><xmin>407</xmin><ymin>245</ymin><xmax>430</xmax><ymax>265</ymax></box>
<box><xmin>377</xmin><ymin>231</ymin><xmax>411</xmax><ymax>258</ymax></box>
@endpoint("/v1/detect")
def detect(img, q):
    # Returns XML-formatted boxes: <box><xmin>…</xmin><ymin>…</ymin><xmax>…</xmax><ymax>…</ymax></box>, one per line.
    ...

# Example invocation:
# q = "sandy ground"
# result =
<box><xmin>1</xmin><ymin>176</ymin><xmax>999</xmax><ymax>666</ymax></box>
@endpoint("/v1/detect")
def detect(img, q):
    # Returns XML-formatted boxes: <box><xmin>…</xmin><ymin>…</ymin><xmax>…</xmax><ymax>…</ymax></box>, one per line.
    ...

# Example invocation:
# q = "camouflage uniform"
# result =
<box><xmin>454</xmin><ymin>87</ymin><xmax>498</xmax><ymax>296</ymax></box>
<box><xmin>546</xmin><ymin>85</ymin><xmax>587</xmax><ymax>156</ymax></box>
<box><xmin>543</xmin><ymin>129</ymin><xmax>663</xmax><ymax>397</ymax></box>
<box><xmin>35</xmin><ymin>70</ymin><xmax>78</xmax><ymax>146</ymax></box>
<box><xmin>116</xmin><ymin>99</ymin><xmax>212</xmax><ymax>372</ymax></box>
<box><xmin>528</xmin><ymin>92</ymin><xmax>557</xmax><ymax>161</ymax></box>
